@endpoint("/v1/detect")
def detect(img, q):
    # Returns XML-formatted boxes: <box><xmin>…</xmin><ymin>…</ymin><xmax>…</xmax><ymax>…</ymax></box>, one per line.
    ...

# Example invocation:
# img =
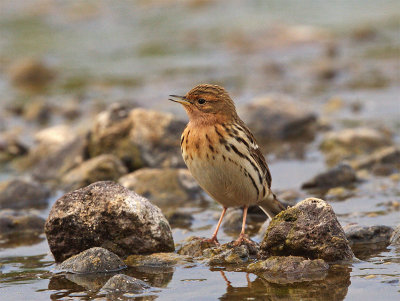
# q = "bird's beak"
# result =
<box><xmin>169</xmin><ymin>95</ymin><xmax>191</xmax><ymax>105</ymax></box>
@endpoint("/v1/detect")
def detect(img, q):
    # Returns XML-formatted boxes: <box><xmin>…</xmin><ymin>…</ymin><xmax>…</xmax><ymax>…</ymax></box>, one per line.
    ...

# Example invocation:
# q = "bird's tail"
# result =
<box><xmin>258</xmin><ymin>192</ymin><xmax>287</xmax><ymax>220</ymax></box>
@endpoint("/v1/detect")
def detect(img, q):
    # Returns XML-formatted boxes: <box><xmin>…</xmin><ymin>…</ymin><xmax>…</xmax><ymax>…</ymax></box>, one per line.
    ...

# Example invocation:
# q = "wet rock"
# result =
<box><xmin>101</xmin><ymin>274</ymin><xmax>150</xmax><ymax>294</ymax></box>
<box><xmin>177</xmin><ymin>236</ymin><xmax>216</xmax><ymax>258</ymax></box>
<box><xmin>0</xmin><ymin>178</ymin><xmax>50</xmax><ymax>209</ymax></box>
<box><xmin>0</xmin><ymin>209</ymin><xmax>45</xmax><ymax>241</ymax></box>
<box><xmin>125</xmin><ymin>253</ymin><xmax>188</xmax><ymax>270</ymax></box>
<box><xmin>8</xmin><ymin>58</ymin><xmax>56</xmax><ymax>90</ymax></box>
<box><xmin>240</xmin><ymin>94</ymin><xmax>317</xmax><ymax>145</ymax></box>
<box><xmin>344</xmin><ymin>224</ymin><xmax>394</xmax><ymax>257</ymax></box>
<box><xmin>260</xmin><ymin>198</ymin><xmax>354</xmax><ymax>262</ymax></box>
<box><xmin>390</xmin><ymin>225</ymin><xmax>400</xmax><ymax>245</ymax></box>
<box><xmin>320</xmin><ymin>128</ymin><xmax>392</xmax><ymax>165</ymax></box>
<box><xmin>61</xmin><ymin>154</ymin><xmax>128</xmax><ymax>190</ymax></box>
<box><xmin>247</xmin><ymin>256</ymin><xmax>329</xmax><ymax>284</ymax></box>
<box><xmin>301</xmin><ymin>163</ymin><xmax>357</xmax><ymax>189</ymax></box>
<box><xmin>177</xmin><ymin>236</ymin><xmax>258</xmax><ymax>265</ymax></box>
<box><xmin>164</xmin><ymin>211</ymin><xmax>193</xmax><ymax>228</ymax></box>
<box><xmin>352</xmin><ymin>146</ymin><xmax>400</xmax><ymax>175</ymax></box>
<box><xmin>0</xmin><ymin>135</ymin><xmax>28</xmax><ymax>162</ymax></box>
<box><xmin>59</xmin><ymin>247</ymin><xmax>126</xmax><ymax>274</ymax></box>
<box><xmin>45</xmin><ymin>181</ymin><xmax>174</xmax><ymax>262</ymax></box>
<box><xmin>118</xmin><ymin>168</ymin><xmax>202</xmax><ymax>209</ymax></box>
<box><xmin>86</xmin><ymin>105</ymin><xmax>186</xmax><ymax>170</ymax></box>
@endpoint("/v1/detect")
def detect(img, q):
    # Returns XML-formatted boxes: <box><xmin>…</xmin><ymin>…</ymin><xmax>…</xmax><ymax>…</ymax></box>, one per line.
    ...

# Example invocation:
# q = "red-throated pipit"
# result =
<box><xmin>169</xmin><ymin>84</ymin><xmax>286</xmax><ymax>245</ymax></box>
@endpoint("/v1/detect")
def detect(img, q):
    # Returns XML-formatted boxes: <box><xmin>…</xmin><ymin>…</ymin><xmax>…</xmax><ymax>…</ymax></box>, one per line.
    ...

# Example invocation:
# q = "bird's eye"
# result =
<box><xmin>198</xmin><ymin>98</ymin><xmax>206</xmax><ymax>104</ymax></box>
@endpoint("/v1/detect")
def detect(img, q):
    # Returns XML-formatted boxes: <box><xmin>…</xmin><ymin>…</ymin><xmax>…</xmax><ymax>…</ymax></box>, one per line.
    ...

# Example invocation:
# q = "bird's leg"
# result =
<box><xmin>233</xmin><ymin>205</ymin><xmax>253</xmax><ymax>246</ymax></box>
<box><xmin>203</xmin><ymin>207</ymin><xmax>227</xmax><ymax>245</ymax></box>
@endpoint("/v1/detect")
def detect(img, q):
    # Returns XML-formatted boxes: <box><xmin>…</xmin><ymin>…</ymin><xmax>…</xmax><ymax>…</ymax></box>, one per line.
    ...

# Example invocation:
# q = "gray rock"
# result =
<box><xmin>101</xmin><ymin>274</ymin><xmax>150</xmax><ymax>294</ymax></box>
<box><xmin>59</xmin><ymin>247</ymin><xmax>126</xmax><ymax>274</ymax></box>
<box><xmin>302</xmin><ymin>163</ymin><xmax>357</xmax><ymax>189</ymax></box>
<box><xmin>164</xmin><ymin>211</ymin><xmax>193</xmax><ymax>229</ymax></box>
<box><xmin>260</xmin><ymin>198</ymin><xmax>354</xmax><ymax>262</ymax></box>
<box><xmin>240</xmin><ymin>94</ymin><xmax>317</xmax><ymax>144</ymax></box>
<box><xmin>61</xmin><ymin>154</ymin><xmax>128</xmax><ymax>190</ymax></box>
<box><xmin>0</xmin><ymin>209</ymin><xmax>45</xmax><ymax>244</ymax></box>
<box><xmin>118</xmin><ymin>168</ymin><xmax>202</xmax><ymax>210</ymax></box>
<box><xmin>247</xmin><ymin>256</ymin><xmax>329</xmax><ymax>284</ymax></box>
<box><xmin>0</xmin><ymin>178</ymin><xmax>50</xmax><ymax>209</ymax></box>
<box><xmin>86</xmin><ymin>105</ymin><xmax>186</xmax><ymax>170</ymax></box>
<box><xmin>320</xmin><ymin>128</ymin><xmax>392</xmax><ymax>165</ymax></box>
<box><xmin>177</xmin><ymin>236</ymin><xmax>216</xmax><ymax>258</ymax></box>
<box><xmin>45</xmin><ymin>181</ymin><xmax>174</xmax><ymax>262</ymax></box>
<box><xmin>390</xmin><ymin>225</ymin><xmax>400</xmax><ymax>245</ymax></box>
<box><xmin>352</xmin><ymin>146</ymin><xmax>400</xmax><ymax>174</ymax></box>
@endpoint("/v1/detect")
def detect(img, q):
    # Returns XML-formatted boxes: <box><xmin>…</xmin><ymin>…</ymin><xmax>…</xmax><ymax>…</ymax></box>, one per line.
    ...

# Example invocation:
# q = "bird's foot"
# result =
<box><xmin>202</xmin><ymin>236</ymin><xmax>220</xmax><ymax>246</ymax></box>
<box><xmin>233</xmin><ymin>233</ymin><xmax>254</xmax><ymax>247</ymax></box>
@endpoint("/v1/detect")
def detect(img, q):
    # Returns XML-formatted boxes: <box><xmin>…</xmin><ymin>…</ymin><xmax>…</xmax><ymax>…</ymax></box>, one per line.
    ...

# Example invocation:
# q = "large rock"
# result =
<box><xmin>320</xmin><ymin>128</ymin><xmax>392</xmax><ymax>165</ymax></box>
<box><xmin>118</xmin><ymin>168</ymin><xmax>202</xmax><ymax>209</ymax></box>
<box><xmin>101</xmin><ymin>274</ymin><xmax>150</xmax><ymax>295</ymax></box>
<box><xmin>61</xmin><ymin>154</ymin><xmax>128</xmax><ymax>190</ymax></box>
<box><xmin>0</xmin><ymin>178</ymin><xmax>50</xmax><ymax>209</ymax></box>
<box><xmin>86</xmin><ymin>104</ymin><xmax>186</xmax><ymax>170</ymax></box>
<box><xmin>240</xmin><ymin>94</ymin><xmax>317</xmax><ymax>145</ymax></box>
<box><xmin>59</xmin><ymin>247</ymin><xmax>126</xmax><ymax>273</ymax></box>
<box><xmin>260</xmin><ymin>198</ymin><xmax>354</xmax><ymax>262</ymax></box>
<box><xmin>45</xmin><ymin>181</ymin><xmax>174</xmax><ymax>262</ymax></box>
<box><xmin>301</xmin><ymin>163</ymin><xmax>357</xmax><ymax>189</ymax></box>
<box><xmin>247</xmin><ymin>256</ymin><xmax>329</xmax><ymax>284</ymax></box>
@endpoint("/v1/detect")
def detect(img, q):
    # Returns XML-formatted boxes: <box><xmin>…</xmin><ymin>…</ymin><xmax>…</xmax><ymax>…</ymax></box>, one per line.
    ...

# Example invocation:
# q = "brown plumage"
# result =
<box><xmin>170</xmin><ymin>84</ymin><xmax>285</xmax><ymax>245</ymax></box>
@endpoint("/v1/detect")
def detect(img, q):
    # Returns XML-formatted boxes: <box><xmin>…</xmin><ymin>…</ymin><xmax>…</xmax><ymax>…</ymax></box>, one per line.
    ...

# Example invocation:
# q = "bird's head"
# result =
<box><xmin>169</xmin><ymin>84</ymin><xmax>237</xmax><ymax>124</ymax></box>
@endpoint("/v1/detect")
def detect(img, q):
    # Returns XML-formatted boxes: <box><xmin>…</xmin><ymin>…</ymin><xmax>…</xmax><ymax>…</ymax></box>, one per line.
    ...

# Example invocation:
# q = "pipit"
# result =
<box><xmin>169</xmin><ymin>84</ymin><xmax>286</xmax><ymax>245</ymax></box>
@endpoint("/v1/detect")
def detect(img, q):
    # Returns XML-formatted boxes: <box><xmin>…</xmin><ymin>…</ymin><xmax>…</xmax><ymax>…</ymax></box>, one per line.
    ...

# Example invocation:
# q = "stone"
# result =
<box><xmin>86</xmin><ymin>105</ymin><xmax>186</xmax><ymax>170</ymax></box>
<box><xmin>45</xmin><ymin>181</ymin><xmax>174</xmax><ymax>262</ymax></box>
<box><xmin>260</xmin><ymin>198</ymin><xmax>354</xmax><ymax>262</ymax></box>
<box><xmin>301</xmin><ymin>163</ymin><xmax>357</xmax><ymax>189</ymax></box>
<box><xmin>240</xmin><ymin>94</ymin><xmax>317</xmax><ymax>145</ymax></box>
<box><xmin>344</xmin><ymin>224</ymin><xmax>394</xmax><ymax>257</ymax></box>
<box><xmin>177</xmin><ymin>236</ymin><xmax>216</xmax><ymax>258</ymax></box>
<box><xmin>61</xmin><ymin>154</ymin><xmax>128</xmax><ymax>190</ymax></box>
<box><xmin>118</xmin><ymin>168</ymin><xmax>202</xmax><ymax>210</ymax></box>
<box><xmin>164</xmin><ymin>211</ymin><xmax>193</xmax><ymax>228</ymax></box>
<box><xmin>320</xmin><ymin>128</ymin><xmax>392</xmax><ymax>165</ymax></box>
<box><xmin>101</xmin><ymin>274</ymin><xmax>150</xmax><ymax>294</ymax></box>
<box><xmin>351</xmin><ymin>146</ymin><xmax>400</xmax><ymax>174</ymax></box>
<box><xmin>390</xmin><ymin>225</ymin><xmax>400</xmax><ymax>245</ymax></box>
<box><xmin>8</xmin><ymin>58</ymin><xmax>56</xmax><ymax>89</ymax></box>
<box><xmin>59</xmin><ymin>247</ymin><xmax>126</xmax><ymax>274</ymax></box>
<box><xmin>0</xmin><ymin>178</ymin><xmax>50</xmax><ymax>209</ymax></box>
<box><xmin>0</xmin><ymin>134</ymin><xmax>28</xmax><ymax>162</ymax></box>
<box><xmin>247</xmin><ymin>256</ymin><xmax>329</xmax><ymax>284</ymax></box>
<box><xmin>0</xmin><ymin>209</ymin><xmax>45</xmax><ymax>240</ymax></box>
<box><xmin>125</xmin><ymin>253</ymin><xmax>188</xmax><ymax>269</ymax></box>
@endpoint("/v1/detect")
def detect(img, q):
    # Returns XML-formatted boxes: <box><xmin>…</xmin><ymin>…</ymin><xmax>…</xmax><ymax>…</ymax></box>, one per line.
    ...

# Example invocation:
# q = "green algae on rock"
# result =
<box><xmin>260</xmin><ymin>198</ymin><xmax>354</xmax><ymax>262</ymax></box>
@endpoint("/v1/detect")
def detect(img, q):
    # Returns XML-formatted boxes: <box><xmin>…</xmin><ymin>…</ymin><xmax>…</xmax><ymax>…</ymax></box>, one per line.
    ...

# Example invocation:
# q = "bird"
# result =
<box><xmin>169</xmin><ymin>84</ymin><xmax>286</xmax><ymax>245</ymax></box>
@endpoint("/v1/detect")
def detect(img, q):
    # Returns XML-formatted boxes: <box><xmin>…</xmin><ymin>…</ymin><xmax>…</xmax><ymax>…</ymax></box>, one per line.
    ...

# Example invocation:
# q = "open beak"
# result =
<box><xmin>169</xmin><ymin>95</ymin><xmax>191</xmax><ymax>105</ymax></box>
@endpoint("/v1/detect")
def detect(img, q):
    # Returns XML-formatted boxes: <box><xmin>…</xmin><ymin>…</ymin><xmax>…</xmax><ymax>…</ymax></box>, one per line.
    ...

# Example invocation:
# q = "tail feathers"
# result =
<box><xmin>258</xmin><ymin>192</ymin><xmax>287</xmax><ymax>220</ymax></box>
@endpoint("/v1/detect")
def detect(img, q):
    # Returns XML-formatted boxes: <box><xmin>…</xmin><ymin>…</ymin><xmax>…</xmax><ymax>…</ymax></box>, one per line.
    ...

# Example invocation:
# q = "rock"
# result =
<box><xmin>8</xmin><ymin>58</ymin><xmax>56</xmax><ymax>90</ymax></box>
<box><xmin>260</xmin><ymin>198</ymin><xmax>354</xmax><ymax>262</ymax></box>
<box><xmin>59</xmin><ymin>247</ymin><xmax>126</xmax><ymax>274</ymax></box>
<box><xmin>0</xmin><ymin>135</ymin><xmax>28</xmax><ymax>162</ymax></box>
<box><xmin>0</xmin><ymin>209</ymin><xmax>45</xmax><ymax>244</ymax></box>
<box><xmin>390</xmin><ymin>225</ymin><xmax>400</xmax><ymax>245</ymax></box>
<box><xmin>101</xmin><ymin>274</ymin><xmax>150</xmax><ymax>294</ymax></box>
<box><xmin>320</xmin><ymin>128</ymin><xmax>392</xmax><ymax>165</ymax></box>
<box><xmin>118</xmin><ymin>168</ymin><xmax>202</xmax><ymax>210</ymax></box>
<box><xmin>240</xmin><ymin>94</ymin><xmax>317</xmax><ymax>145</ymax></box>
<box><xmin>301</xmin><ymin>163</ymin><xmax>357</xmax><ymax>189</ymax></box>
<box><xmin>0</xmin><ymin>178</ymin><xmax>50</xmax><ymax>209</ymax></box>
<box><xmin>164</xmin><ymin>211</ymin><xmax>193</xmax><ymax>228</ymax></box>
<box><xmin>61</xmin><ymin>154</ymin><xmax>128</xmax><ymax>190</ymax></box>
<box><xmin>86</xmin><ymin>105</ymin><xmax>186</xmax><ymax>170</ymax></box>
<box><xmin>125</xmin><ymin>253</ymin><xmax>188</xmax><ymax>270</ymax></box>
<box><xmin>34</xmin><ymin>125</ymin><xmax>77</xmax><ymax>149</ymax></box>
<box><xmin>344</xmin><ymin>224</ymin><xmax>394</xmax><ymax>257</ymax></box>
<box><xmin>177</xmin><ymin>236</ymin><xmax>259</xmax><ymax>265</ymax></box>
<box><xmin>247</xmin><ymin>256</ymin><xmax>329</xmax><ymax>284</ymax></box>
<box><xmin>45</xmin><ymin>181</ymin><xmax>174</xmax><ymax>262</ymax></box>
<box><xmin>352</xmin><ymin>146</ymin><xmax>400</xmax><ymax>175</ymax></box>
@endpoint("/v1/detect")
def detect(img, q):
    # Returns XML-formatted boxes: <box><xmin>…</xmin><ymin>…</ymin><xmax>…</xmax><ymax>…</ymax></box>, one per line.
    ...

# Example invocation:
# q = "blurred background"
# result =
<box><xmin>0</xmin><ymin>1</ymin><xmax>399</xmax><ymax>300</ymax></box>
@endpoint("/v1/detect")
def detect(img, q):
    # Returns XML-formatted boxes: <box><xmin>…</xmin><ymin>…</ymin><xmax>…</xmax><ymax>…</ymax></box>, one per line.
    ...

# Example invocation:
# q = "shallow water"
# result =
<box><xmin>1</xmin><ymin>1</ymin><xmax>400</xmax><ymax>300</ymax></box>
